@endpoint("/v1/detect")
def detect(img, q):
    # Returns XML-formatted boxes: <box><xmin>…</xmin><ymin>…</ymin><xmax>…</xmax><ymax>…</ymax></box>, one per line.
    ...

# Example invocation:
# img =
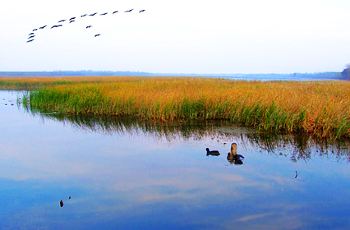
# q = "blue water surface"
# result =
<box><xmin>0</xmin><ymin>90</ymin><xmax>349</xmax><ymax>230</ymax></box>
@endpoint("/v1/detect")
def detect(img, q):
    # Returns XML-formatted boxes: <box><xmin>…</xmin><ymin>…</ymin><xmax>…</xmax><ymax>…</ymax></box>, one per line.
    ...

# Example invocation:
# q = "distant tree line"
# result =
<box><xmin>342</xmin><ymin>64</ymin><xmax>350</xmax><ymax>79</ymax></box>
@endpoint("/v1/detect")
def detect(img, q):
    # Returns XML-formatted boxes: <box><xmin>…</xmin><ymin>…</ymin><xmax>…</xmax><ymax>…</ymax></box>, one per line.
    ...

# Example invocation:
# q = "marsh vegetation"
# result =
<box><xmin>1</xmin><ymin>77</ymin><xmax>350</xmax><ymax>139</ymax></box>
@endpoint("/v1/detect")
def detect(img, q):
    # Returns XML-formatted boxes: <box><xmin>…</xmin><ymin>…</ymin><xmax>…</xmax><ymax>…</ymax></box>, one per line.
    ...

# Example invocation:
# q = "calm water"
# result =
<box><xmin>1</xmin><ymin>90</ymin><xmax>350</xmax><ymax>230</ymax></box>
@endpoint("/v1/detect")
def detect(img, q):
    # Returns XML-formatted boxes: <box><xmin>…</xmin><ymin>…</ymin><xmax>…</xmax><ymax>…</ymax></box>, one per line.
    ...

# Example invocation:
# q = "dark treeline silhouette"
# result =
<box><xmin>342</xmin><ymin>64</ymin><xmax>350</xmax><ymax>79</ymax></box>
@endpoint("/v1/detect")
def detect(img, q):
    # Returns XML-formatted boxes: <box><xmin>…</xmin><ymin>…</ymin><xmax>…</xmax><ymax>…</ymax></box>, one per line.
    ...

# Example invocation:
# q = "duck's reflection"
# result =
<box><xmin>227</xmin><ymin>143</ymin><xmax>245</xmax><ymax>165</ymax></box>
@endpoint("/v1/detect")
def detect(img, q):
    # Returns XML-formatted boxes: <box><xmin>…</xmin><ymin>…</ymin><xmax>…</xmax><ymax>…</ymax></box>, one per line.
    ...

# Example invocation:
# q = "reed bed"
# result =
<box><xmin>15</xmin><ymin>77</ymin><xmax>350</xmax><ymax>140</ymax></box>
<box><xmin>0</xmin><ymin>76</ymin><xmax>139</xmax><ymax>90</ymax></box>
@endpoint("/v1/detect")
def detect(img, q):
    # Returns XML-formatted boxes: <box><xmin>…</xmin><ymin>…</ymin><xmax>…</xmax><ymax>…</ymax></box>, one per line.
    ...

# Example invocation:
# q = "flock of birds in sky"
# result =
<box><xmin>26</xmin><ymin>8</ymin><xmax>146</xmax><ymax>43</ymax></box>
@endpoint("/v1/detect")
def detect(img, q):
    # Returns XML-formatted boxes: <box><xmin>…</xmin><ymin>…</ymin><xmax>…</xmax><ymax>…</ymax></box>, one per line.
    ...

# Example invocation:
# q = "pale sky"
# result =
<box><xmin>0</xmin><ymin>0</ymin><xmax>349</xmax><ymax>73</ymax></box>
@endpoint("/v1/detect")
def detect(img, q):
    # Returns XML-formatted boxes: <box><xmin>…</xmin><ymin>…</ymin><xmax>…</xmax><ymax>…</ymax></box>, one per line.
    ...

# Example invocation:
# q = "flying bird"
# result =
<box><xmin>69</xmin><ymin>17</ymin><xmax>76</xmax><ymax>20</ymax></box>
<box><xmin>125</xmin><ymin>9</ymin><xmax>134</xmax><ymax>13</ymax></box>
<box><xmin>27</xmin><ymin>39</ymin><xmax>34</xmax><ymax>43</ymax></box>
<box><xmin>112</xmin><ymin>10</ymin><xmax>118</xmax><ymax>14</ymax></box>
<box><xmin>81</xmin><ymin>14</ymin><xmax>88</xmax><ymax>17</ymax></box>
<box><xmin>89</xmin><ymin>12</ymin><xmax>97</xmax><ymax>16</ymax></box>
<box><xmin>51</xmin><ymin>24</ymin><xmax>63</xmax><ymax>29</ymax></box>
<box><xmin>39</xmin><ymin>25</ymin><xmax>47</xmax><ymax>29</ymax></box>
<box><xmin>33</xmin><ymin>28</ymin><xmax>38</xmax><ymax>31</ymax></box>
<box><xmin>86</xmin><ymin>25</ymin><xmax>92</xmax><ymax>29</ymax></box>
<box><xmin>139</xmin><ymin>10</ymin><xmax>146</xmax><ymax>13</ymax></box>
<box><xmin>100</xmin><ymin>12</ymin><xmax>108</xmax><ymax>16</ymax></box>
<box><xmin>94</xmin><ymin>34</ymin><xmax>101</xmax><ymax>37</ymax></box>
<box><xmin>28</xmin><ymin>35</ymin><xmax>35</xmax><ymax>39</ymax></box>
<box><xmin>28</xmin><ymin>32</ymin><xmax>35</xmax><ymax>36</ymax></box>
<box><xmin>69</xmin><ymin>20</ymin><xmax>75</xmax><ymax>23</ymax></box>
<box><xmin>58</xmin><ymin>19</ymin><xmax>66</xmax><ymax>23</ymax></box>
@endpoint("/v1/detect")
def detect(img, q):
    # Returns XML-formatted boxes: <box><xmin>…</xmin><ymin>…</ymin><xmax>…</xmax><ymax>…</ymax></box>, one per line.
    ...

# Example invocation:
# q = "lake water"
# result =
<box><xmin>1</xmin><ymin>90</ymin><xmax>350</xmax><ymax>229</ymax></box>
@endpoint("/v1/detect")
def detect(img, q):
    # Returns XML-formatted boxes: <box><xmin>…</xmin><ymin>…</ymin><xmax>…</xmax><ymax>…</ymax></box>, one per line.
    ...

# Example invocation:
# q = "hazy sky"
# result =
<box><xmin>1</xmin><ymin>0</ymin><xmax>349</xmax><ymax>73</ymax></box>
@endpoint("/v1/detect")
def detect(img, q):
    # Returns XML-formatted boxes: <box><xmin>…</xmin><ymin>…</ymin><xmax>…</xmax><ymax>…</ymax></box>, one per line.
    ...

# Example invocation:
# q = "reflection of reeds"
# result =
<box><xmin>25</xmin><ymin>109</ymin><xmax>350</xmax><ymax>162</ymax></box>
<box><xmin>19</xmin><ymin>77</ymin><xmax>350</xmax><ymax>140</ymax></box>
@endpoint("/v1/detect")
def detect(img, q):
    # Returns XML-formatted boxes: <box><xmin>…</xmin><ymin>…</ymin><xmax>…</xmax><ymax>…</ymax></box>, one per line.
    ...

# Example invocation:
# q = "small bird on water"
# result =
<box><xmin>59</xmin><ymin>200</ymin><xmax>64</xmax><ymax>207</ymax></box>
<box><xmin>227</xmin><ymin>143</ymin><xmax>245</xmax><ymax>165</ymax></box>
<box><xmin>206</xmin><ymin>148</ymin><xmax>220</xmax><ymax>156</ymax></box>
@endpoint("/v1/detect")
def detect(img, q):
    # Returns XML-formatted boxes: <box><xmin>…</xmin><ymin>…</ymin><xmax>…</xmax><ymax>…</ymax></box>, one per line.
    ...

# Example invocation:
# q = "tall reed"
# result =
<box><xmin>22</xmin><ymin>77</ymin><xmax>350</xmax><ymax>139</ymax></box>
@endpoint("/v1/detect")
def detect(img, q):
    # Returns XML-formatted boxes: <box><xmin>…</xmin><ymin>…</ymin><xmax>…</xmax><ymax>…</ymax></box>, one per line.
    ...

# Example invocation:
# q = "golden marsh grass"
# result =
<box><xmin>1</xmin><ymin>76</ymin><xmax>350</xmax><ymax>139</ymax></box>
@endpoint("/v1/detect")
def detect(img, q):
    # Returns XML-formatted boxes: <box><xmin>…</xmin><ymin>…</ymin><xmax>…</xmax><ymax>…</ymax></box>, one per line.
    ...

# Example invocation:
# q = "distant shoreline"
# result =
<box><xmin>0</xmin><ymin>71</ymin><xmax>344</xmax><ymax>81</ymax></box>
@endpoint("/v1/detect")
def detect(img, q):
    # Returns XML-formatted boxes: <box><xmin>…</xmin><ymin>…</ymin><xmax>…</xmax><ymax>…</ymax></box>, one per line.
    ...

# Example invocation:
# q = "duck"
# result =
<box><xmin>227</xmin><ymin>143</ymin><xmax>245</xmax><ymax>165</ymax></box>
<box><xmin>206</xmin><ymin>148</ymin><xmax>220</xmax><ymax>156</ymax></box>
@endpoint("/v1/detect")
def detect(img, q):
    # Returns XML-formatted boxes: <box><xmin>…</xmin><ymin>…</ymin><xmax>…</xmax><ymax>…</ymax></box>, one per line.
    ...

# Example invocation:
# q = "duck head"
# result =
<box><xmin>230</xmin><ymin>143</ymin><xmax>237</xmax><ymax>155</ymax></box>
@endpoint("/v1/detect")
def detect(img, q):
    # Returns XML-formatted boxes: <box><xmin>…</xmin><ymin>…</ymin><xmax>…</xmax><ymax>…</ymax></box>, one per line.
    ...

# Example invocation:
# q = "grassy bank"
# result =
<box><xmin>8</xmin><ymin>77</ymin><xmax>348</xmax><ymax>140</ymax></box>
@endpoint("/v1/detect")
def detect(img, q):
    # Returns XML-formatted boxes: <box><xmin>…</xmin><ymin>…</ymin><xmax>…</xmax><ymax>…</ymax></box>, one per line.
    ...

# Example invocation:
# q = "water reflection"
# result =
<box><xmin>27</xmin><ymin>111</ymin><xmax>350</xmax><ymax>163</ymax></box>
<box><xmin>1</xmin><ymin>90</ymin><xmax>350</xmax><ymax>229</ymax></box>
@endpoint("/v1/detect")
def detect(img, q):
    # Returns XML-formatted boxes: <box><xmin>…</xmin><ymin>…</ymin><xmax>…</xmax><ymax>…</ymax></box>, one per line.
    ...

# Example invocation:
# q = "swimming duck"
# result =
<box><xmin>227</xmin><ymin>143</ymin><xmax>245</xmax><ymax>165</ymax></box>
<box><xmin>206</xmin><ymin>148</ymin><xmax>220</xmax><ymax>156</ymax></box>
